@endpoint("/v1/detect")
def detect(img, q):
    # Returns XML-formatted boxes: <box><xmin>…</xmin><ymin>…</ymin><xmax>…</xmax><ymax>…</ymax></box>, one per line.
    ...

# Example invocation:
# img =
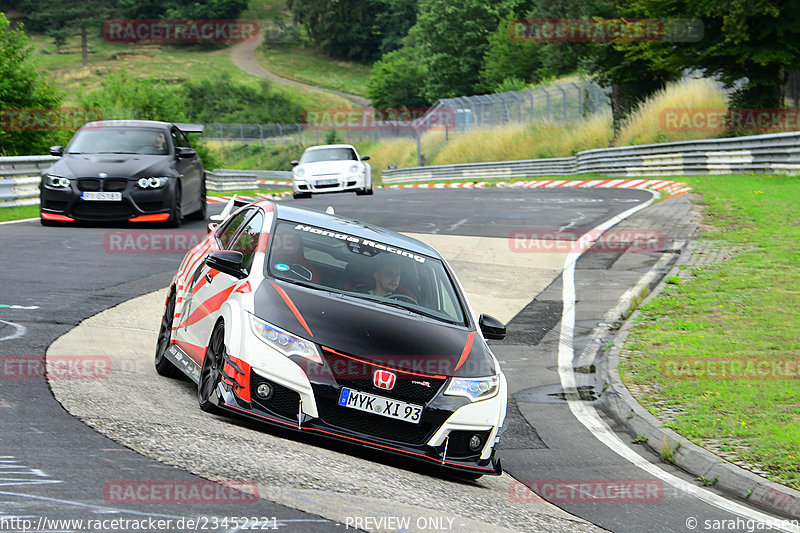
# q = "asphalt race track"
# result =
<box><xmin>0</xmin><ymin>188</ymin><xmax>792</xmax><ymax>532</ymax></box>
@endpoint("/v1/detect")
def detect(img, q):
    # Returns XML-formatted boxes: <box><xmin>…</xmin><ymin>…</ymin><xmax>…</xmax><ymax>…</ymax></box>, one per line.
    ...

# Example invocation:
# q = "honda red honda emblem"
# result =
<box><xmin>373</xmin><ymin>370</ymin><xmax>396</xmax><ymax>390</ymax></box>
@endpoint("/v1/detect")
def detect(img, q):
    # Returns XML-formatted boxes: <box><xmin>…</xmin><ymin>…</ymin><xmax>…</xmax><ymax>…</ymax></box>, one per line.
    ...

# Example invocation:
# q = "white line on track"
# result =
<box><xmin>556</xmin><ymin>191</ymin><xmax>799</xmax><ymax>532</ymax></box>
<box><xmin>0</xmin><ymin>320</ymin><xmax>27</xmax><ymax>342</ymax></box>
<box><xmin>0</xmin><ymin>218</ymin><xmax>37</xmax><ymax>225</ymax></box>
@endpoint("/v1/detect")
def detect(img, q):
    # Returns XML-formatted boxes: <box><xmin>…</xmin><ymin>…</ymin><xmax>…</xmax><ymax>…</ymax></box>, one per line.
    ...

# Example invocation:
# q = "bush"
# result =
<box><xmin>367</xmin><ymin>47</ymin><xmax>430</xmax><ymax>108</ymax></box>
<box><xmin>183</xmin><ymin>76</ymin><xmax>303</xmax><ymax>124</ymax></box>
<box><xmin>80</xmin><ymin>70</ymin><xmax>187</xmax><ymax>122</ymax></box>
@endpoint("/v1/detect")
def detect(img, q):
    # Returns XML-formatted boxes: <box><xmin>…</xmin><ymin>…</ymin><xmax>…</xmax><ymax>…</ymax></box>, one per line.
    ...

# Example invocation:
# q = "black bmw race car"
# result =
<box><xmin>155</xmin><ymin>199</ymin><xmax>509</xmax><ymax>478</ymax></box>
<box><xmin>39</xmin><ymin>120</ymin><xmax>206</xmax><ymax>226</ymax></box>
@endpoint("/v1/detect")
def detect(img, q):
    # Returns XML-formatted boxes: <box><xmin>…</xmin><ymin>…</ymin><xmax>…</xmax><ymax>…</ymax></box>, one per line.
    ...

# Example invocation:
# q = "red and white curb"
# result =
<box><xmin>207</xmin><ymin>191</ymin><xmax>291</xmax><ymax>204</ymax></box>
<box><xmin>258</xmin><ymin>180</ymin><xmax>292</xmax><ymax>186</ymax></box>
<box><xmin>379</xmin><ymin>179</ymin><xmax>690</xmax><ymax>196</ymax></box>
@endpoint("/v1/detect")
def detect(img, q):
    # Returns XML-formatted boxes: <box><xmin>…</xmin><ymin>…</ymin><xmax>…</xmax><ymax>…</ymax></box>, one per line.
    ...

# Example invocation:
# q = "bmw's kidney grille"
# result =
<box><xmin>103</xmin><ymin>179</ymin><xmax>128</xmax><ymax>192</ymax></box>
<box><xmin>78</xmin><ymin>179</ymin><xmax>101</xmax><ymax>191</ymax></box>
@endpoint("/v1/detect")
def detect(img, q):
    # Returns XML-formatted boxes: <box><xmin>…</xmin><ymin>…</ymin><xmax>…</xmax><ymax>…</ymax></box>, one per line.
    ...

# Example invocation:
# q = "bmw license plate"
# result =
<box><xmin>315</xmin><ymin>179</ymin><xmax>338</xmax><ymax>186</ymax></box>
<box><xmin>81</xmin><ymin>192</ymin><xmax>122</xmax><ymax>201</ymax></box>
<box><xmin>338</xmin><ymin>388</ymin><xmax>422</xmax><ymax>424</ymax></box>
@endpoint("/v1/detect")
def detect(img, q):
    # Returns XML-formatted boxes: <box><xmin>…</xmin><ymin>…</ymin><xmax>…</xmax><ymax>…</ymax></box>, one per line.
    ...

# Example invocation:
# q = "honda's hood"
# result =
<box><xmin>47</xmin><ymin>153</ymin><xmax>175</xmax><ymax>179</ymax></box>
<box><xmin>254</xmin><ymin>279</ymin><xmax>495</xmax><ymax>378</ymax></box>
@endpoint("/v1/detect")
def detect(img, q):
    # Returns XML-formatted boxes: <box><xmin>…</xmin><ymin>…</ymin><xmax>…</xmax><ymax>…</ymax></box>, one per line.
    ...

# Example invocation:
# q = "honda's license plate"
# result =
<box><xmin>338</xmin><ymin>388</ymin><xmax>422</xmax><ymax>424</ymax></box>
<box><xmin>81</xmin><ymin>192</ymin><xmax>122</xmax><ymax>201</ymax></box>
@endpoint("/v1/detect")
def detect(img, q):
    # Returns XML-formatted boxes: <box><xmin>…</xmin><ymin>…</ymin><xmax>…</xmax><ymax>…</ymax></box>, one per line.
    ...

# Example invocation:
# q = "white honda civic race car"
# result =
<box><xmin>155</xmin><ymin>198</ymin><xmax>508</xmax><ymax>478</ymax></box>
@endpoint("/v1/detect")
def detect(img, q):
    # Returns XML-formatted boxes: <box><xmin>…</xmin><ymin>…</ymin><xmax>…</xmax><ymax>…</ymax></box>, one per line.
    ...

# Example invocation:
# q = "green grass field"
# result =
<box><xmin>0</xmin><ymin>205</ymin><xmax>39</xmax><ymax>222</ymax></box>
<box><xmin>27</xmin><ymin>32</ymin><xmax>353</xmax><ymax>113</ymax></box>
<box><xmin>620</xmin><ymin>174</ymin><xmax>800</xmax><ymax>490</ymax></box>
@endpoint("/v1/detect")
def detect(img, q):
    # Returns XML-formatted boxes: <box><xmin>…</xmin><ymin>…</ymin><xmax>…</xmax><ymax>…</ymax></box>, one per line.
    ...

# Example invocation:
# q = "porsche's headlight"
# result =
<box><xmin>294</xmin><ymin>167</ymin><xmax>305</xmax><ymax>178</ymax></box>
<box><xmin>348</xmin><ymin>164</ymin><xmax>361</xmax><ymax>174</ymax></box>
<box><xmin>137</xmin><ymin>177</ymin><xmax>169</xmax><ymax>189</ymax></box>
<box><xmin>250</xmin><ymin>315</ymin><xmax>322</xmax><ymax>364</ymax></box>
<box><xmin>444</xmin><ymin>375</ymin><xmax>500</xmax><ymax>402</ymax></box>
<box><xmin>46</xmin><ymin>175</ymin><xmax>70</xmax><ymax>188</ymax></box>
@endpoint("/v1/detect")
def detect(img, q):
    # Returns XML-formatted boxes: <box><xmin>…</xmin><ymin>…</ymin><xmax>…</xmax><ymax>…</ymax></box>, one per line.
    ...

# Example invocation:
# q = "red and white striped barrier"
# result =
<box><xmin>378</xmin><ymin>179</ymin><xmax>690</xmax><ymax>196</ymax></box>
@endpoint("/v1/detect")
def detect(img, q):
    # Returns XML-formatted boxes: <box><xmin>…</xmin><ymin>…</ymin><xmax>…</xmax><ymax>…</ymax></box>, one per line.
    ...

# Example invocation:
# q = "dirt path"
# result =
<box><xmin>229</xmin><ymin>30</ymin><xmax>371</xmax><ymax>108</ymax></box>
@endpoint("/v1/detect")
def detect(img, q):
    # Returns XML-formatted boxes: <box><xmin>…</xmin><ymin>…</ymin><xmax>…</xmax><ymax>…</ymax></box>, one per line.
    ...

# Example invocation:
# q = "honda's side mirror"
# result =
<box><xmin>206</xmin><ymin>250</ymin><xmax>247</xmax><ymax>279</ymax></box>
<box><xmin>479</xmin><ymin>314</ymin><xmax>506</xmax><ymax>340</ymax></box>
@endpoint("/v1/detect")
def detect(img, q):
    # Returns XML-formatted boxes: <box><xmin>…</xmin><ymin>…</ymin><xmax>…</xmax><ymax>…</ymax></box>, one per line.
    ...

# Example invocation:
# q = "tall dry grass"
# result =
<box><xmin>615</xmin><ymin>78</ymin><xmax>728</xmax><ymax>146</ymax></box>
<box><xmin>432</xmin><ymin>114</ymin><xmax>613</xmax><ymax>165</ymax></box>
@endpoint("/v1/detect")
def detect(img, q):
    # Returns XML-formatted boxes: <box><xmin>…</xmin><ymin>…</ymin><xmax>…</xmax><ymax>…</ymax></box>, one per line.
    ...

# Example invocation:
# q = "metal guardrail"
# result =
<box><xmin>382</xmin><ymin>131</ymin><xmax>800</xmax><ymax>183</ymax></box>
<box><xmin>0</xmin><ymin>156</ymin><xmax>59</xmax><ymax>207</ymax></box>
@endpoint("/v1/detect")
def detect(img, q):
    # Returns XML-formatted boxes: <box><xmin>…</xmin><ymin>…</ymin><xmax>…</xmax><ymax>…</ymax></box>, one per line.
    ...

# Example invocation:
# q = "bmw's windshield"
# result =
<box><xmin>267</xmin><ymin>221</ymin><xmax>467</xmax><ymax>325</ymax></box>
<box><xmin>67</xmin><ymin>128</ymin><xmax>170</xmax><ymax>155</ymax></box>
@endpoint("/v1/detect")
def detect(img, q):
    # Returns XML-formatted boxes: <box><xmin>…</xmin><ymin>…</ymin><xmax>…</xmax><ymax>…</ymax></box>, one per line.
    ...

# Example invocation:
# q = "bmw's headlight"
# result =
<box><xmin>46</xmin><ymin>175</ymin><xmax>70</xmax><ymax>188</ymax></box>
<box><xmin>137</xmin><ymin>177</ymin><xmax>169</xmax><ymax>189</ymax></box>
<box><xmin>444</xmin><ymin>375</ymin><xmax>500</xmax><ymax>402</ymax></box>
<box><xmin>294</xmin><ymin>167</ymin><xmax>305</xmax><ymax>178</ymax></box>
<box><xmin>250</xmin><ymin>315</ymin><xmax>322</xmax><ymax>364</ymax></box>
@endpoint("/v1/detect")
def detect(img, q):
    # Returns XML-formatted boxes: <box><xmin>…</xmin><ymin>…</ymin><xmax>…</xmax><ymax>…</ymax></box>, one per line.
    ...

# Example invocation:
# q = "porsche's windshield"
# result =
<box><xmin>267</xmin><ymin>221</ymin><xmax>467</xmax><ymax>325</ymax></box>
<box><xmin>299</xmin><ymin>147</ymin><xmax>358</xmax><ymax>163</ymax></box>
<box><xmin>67</xmin><ymin>128</ymin><xmax>170</xmax><ymax>155</ymax></box>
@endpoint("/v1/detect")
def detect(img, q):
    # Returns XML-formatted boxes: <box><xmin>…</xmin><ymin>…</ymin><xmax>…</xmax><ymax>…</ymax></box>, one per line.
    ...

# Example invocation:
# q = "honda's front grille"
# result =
<box><xmin>321</xmin><ymin>350</ymin><xmax>446</xmax><ymax>404</ymax></box>
<box><xmin>315</xmin><ymin>398</ymin><xmax>437</xmax><ymax>445</ymax></box>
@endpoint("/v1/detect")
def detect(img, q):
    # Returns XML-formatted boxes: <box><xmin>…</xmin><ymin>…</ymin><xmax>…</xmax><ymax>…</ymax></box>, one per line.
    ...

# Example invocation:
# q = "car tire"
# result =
<box><xmin>154</xmin><ymin>289</ymin><xmax>182</xmax><ymax>378</ymax></box>
<box><xmin>185</xmin><ymin>175</ymin><xmax>207</xmax><ymax>221</ymax></box>
<box><xmin>167</xmin><ymin>185</ymin><xmax>182</xmax><ymax>228</ymax></box>
<box><xmin>198</xmin><ymin>320</ymin><xmax>226</xmax><ymax>414</ymax></box>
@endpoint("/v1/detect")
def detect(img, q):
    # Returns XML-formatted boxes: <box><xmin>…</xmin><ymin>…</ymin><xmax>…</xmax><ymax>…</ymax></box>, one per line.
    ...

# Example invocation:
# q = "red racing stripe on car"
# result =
<box><xmin>234</xmin><ymin>281</ymin><xmax>252</xmax><ymax>294</ymax></box>
<box><xmin>41</xmin><ymin>212</ymin><xmax>75</xmax><ymax>222</ymax></box>
<box><xmin>453</xmin><ymin>333</ymin><xmax>475</xmax><ymax>372</ymax></box>
<box><xmin>192</xmin><ymin>269</ymin><xmax>219</xmax><ymax>293</ymax></box>
<box><xmin>270</xmin><ymin>282</ymin><xmax>313</xmax><ymax>338</ymax></box>
<box><xmin>172</xmin><ymin>339</ymin><xmax>206</xmax><ymax>365</ymax></box>
<box><xmin>185</xmin><ymin>285</ymin><xmax>236</xmax><ymax>328</ymax></box>
<box><xmin>320</xmin><ymin>346</ymin><xmax>447</xmax><ymax>380</ymax></box>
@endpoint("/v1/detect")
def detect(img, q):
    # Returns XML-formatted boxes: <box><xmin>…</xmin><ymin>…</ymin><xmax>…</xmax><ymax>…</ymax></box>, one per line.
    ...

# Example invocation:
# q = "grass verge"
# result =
<box><xmin>620</xmin><ymin>174</ymin><xmax>800</xmax><ymax>490</ymax></box>
<box><xmin>0</xmin><ymin>205</ymin><xmax>39</xmax><ymax>222</ymax></box>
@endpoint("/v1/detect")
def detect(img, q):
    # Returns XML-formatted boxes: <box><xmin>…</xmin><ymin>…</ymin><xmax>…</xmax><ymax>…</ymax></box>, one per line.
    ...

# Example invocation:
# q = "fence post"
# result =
<box><xmin>259</xmin><ymin>125</ymin><xmax>264</xmax><ymax>147</ymax></box>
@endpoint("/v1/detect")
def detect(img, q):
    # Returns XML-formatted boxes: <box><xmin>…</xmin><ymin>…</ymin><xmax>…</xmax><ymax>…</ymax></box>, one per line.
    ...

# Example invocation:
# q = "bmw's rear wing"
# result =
<box><xmin>174</xmin><ymin>123</ymin><xmax>205</xmax><ymax>135</ymax></box>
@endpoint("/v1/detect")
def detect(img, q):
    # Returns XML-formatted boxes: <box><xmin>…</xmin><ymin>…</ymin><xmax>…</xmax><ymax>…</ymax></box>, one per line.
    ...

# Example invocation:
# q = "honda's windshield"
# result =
<box><xmin>267</xmin><ymin>221</ymin><xmax>467</xmax><ymax>325</ymax></box>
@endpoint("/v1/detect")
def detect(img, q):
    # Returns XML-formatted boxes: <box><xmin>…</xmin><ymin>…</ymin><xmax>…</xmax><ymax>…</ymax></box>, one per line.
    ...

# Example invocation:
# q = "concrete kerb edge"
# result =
<box><xmin>595</xmin><ymin>234</ymin><xmax>800</xmax><ymax>520</ymax></box>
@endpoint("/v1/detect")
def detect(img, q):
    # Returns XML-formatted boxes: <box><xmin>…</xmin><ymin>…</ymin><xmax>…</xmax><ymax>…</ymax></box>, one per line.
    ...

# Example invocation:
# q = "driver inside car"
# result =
<box><xmin>271</xmin><ymin>231</ymin><xmax>321</xmax><ymax>283</ymax></box>
<box><xmin>369</xmin><ymin>255</ymin><xmax>417</xmax><ymax>302</ymax></box>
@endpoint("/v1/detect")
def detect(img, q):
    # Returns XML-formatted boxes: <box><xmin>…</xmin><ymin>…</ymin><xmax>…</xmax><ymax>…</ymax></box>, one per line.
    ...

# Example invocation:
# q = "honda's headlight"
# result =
<box><xmin>46</xmin><ymin>175</ymin><xmax>70</xmax><ymax>188</ymax></box>
<box><xmin>137</xmin><ymin>177</ymin><xmax>169</xmax><ymax>189</ymax></box>
<box><xmin>444</xmin><ymin>375</ymin><xmax>500</xmax><ymax>402</ymax></box>
<box><xmin>250</xmin><ymin>315</ymin><xmax>322</xmax><ymax>364</ymax></box>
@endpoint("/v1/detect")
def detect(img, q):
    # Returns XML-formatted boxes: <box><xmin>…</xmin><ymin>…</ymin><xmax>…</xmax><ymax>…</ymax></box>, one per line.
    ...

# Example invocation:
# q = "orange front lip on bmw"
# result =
<box><xmin>128</xmin><ymin>213</ymin><xmax>171</xmax><ymax>222</ymax></box>
<box><xmin>41</xmin><ymin>212</ymin><xmax>76</xmax><ymax>222</ymax></box>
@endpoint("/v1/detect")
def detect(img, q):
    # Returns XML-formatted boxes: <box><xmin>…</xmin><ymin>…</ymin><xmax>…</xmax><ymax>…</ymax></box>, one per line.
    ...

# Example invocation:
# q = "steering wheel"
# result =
<box><xmin>388</xmin><ymin>293</ymin><xmax>416</xmax><ymax>304</ymax></box>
